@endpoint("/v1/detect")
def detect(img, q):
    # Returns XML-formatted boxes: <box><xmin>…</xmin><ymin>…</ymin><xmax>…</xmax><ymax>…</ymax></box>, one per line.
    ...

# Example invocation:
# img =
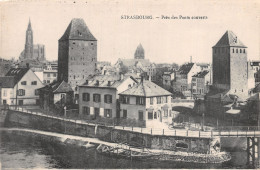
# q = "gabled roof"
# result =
<box><xmin>5</xmin><ymin>68</ymin><xmax>30</xmax><ymax>85</ymax></box>
<box><xmin>80</xmin><ymin>75</ymin><xmax>138</xmax><ymax>88</ymax></box>
<box><xmin>0</xmin><ymin>76</ymin><xmax>15</xmax><ymax>88</ymax></box>
<box><xmin>213</xmin><ymin>30</ymin><xmax>246</xmax><ymax>48</ymax></box>
<box><xmin>59</xmin><ymin>18</ymin><xmax>96</xmax><ymax>41</ymax></box>
<box><xmin>192</xmin><ymin>70</ymin><xmax>209</xmax><ymax>78</ymax></box>
<box><xmin>117</xmin><ymin>58</ymin><xmax>151</xmax><ymax>68</ymax></box>
<box><xmin>178</xmin><ymin>63</ymin><xmax>194</xmax><ymax>75</ymax></box>
<box><xmin>38</xmin><ymin>80</ymin><xmax>73</xmax><ymax>93</ymax></box>
<box><xmin>119</xmin><ymin>80</ymin><xmax>172</xmax><ymax>97</ymax></box>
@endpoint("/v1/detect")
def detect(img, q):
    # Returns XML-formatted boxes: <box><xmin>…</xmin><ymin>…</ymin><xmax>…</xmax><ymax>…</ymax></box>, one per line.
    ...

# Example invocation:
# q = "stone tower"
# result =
<box><xmin>134</xmin><ymin>44</ymin><xmax>145</xmax><ymax>59</ymax></box>
<box><xmin>24</xmin><ymin>19</ymin><xmax>34</xmax><ymax>59</ymax></box>
<box><xmin>58</xmin><ymin>18</ymin><xmax>97</xmax><ymax>92</ymax></box>
<box><xmin>212</xmin><ymin>30</ymin><xmax>248</xmax><ymax>98</ymax></box>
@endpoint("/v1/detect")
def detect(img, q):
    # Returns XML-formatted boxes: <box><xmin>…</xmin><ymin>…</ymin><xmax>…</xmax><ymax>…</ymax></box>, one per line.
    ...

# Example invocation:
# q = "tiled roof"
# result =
<box><xmin>192</xmin><ymin>70</ymin><xmax>209</xmax><ymax>78</ymax></box>
<box><xmin>119</xmin><ymin>80</ymin><xmax>172</xmax><ymax>97</ymax></box>
<box><xmin>38</xmin><ymin>80</ymin><xmax>73</xmax><ymax>93</ymax></box>
<box><xmin>59</xmin><ymin>18</ymin><xmax>96</xmax><ymax>41</ymax></box>
<box><xmin>0</xmin><ymin>76</ymin><xmax>15</xmax><ymax>88</ymax></box>
<box><xmin>118</xmin><ymin>58</ymin><xmax>151</xmax><ymax>68</ymax></box>
<box><xmin>178</xmin><ymin>63</ymin><xmax>194</xmax><ymax>75</ymax></box>
<box><xmin>80</xmin><ymin>75</ymin><xmax>138</xmax><ymax>88</ymax></box>
<box><xmin>5</xmin><ymin>68</ymin><xmax>29</xmax><ymax>85</ymax></box>
<box><xmin>213</xmin><ymin>30</ymin><xmax>246</xmax><ymax>48</ymax></box>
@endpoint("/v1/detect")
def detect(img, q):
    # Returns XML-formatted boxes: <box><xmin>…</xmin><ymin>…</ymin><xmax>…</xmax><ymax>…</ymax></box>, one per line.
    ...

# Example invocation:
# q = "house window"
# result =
<box><xmin>82</xmin><ymin>93</ymin><xmax>90</xmax><ymax>101</ymax></box>
<box><xmin>165</xmin><ymin>96</ymin><xmax>168</xmax><ymax>103</ymax></box>
<box><xmin>35</xmin><ymin>89</ymin><xmax>39</xmax><ymax>96</ymax></box>
<box><xmin>83</xmin><ymin>106</ymin><xmax>90</xmax><ymax>115</ymax></box>
<box><xmin>18</xmin><ymin>89</ymin><xmax>25</xmax><ymax>96</ymax></box>
<box><xmin>3</xmin><ymin>90</ymin><xmax>7</xmax><ymax>97</ymax></box>
<box><xmin>240</xmin><ymin>49</ymin><xmax>242</xmax><ymax>53</ymax></box>
<box><xmin>150</xmin><ymin>97</ymin><xmax>153</xmax><ymax>105</ymax></box>
<box><xmin>154</xmin><ymin>112</ymin><xmax>157</xmax><ymax>119</ymax></box>
<box><xmin>47</xmin><ymin>80</ymin><xmax>50</xmax><ymax>83</ymax></box>
<box><xmin>136</xmin><ymin>97</ymin><xmax>145</xmax><ymax>105</ymax></box>
<box><xmin>104</xmin><ymin>109</ymin><xmax>112</xmax><ymax>118</ymax></box>
<box><xmin>21</xmin><ymin>81</ymin><xmax>27</xmax><ymax>85</ymax></box>
<box><xmin>104</xmin><ymin>94</ymin><xmax>112</xmax><ymax>104</ymax></box>
<box><xmin>53</xmin><ymin>73</ymin><xmax>57</xmax><ymax>77</ymax></box>
<box><xmin>164</xmin><ymin>110</ymin><xmax>168</xmax><ymax>117</ymax></box>
<box><xmin>123</xmin><ymin>110</ymin><xmax>127</xmax><ymax>118</ymax></box>
<box><xmin>47</xmin><ymin>73</ymin><xmax>50</xmax><ymax>77</ymax></box>
<box><xmin>232</xmin><ymin>49</ymin><xmax>234</xmax><ymax>53</ymax></box>
<box><xmin>156</xmin><ymin>97</ymin><xmax>161</xmax><ymax>104</ymax></box>
<box><xmin>122</xmin><ymin>96</ymin><xmax>130</xmax><ymax>104</ymax></box>
<box><xmin>31</xmin><ymin>81</ymin><xmax>37</xmax><ymax>85</ymax></box>
<box><xmin>236</xmin><ymin>49</ymin><xmax>238</xmax><ymax>53</ymax></box>
<box><xmin>243</xmin><ymin>49</ymin><xmax>245</xmax><ymax>53</ymax></box>
<box><xmin>138</xmin><ymin>111</ymin><xmax>143</xmax><ymax>120</ymax></box>
<box><xmin>148</xmin><ymin>112</ymin><xmax>153</xmax><ymax>120</ymax></box>
<box><xmin>93</xmin><ymin>94</ymin><xmax>101</xmax><ymax>102</ymax></box>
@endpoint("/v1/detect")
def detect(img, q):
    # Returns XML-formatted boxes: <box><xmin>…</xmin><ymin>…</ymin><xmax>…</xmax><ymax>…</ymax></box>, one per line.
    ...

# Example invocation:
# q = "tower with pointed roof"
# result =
<box><xmin>58</xmin><ymin>18</ymin><xmax>97</xmax><ymax>93</ymax></box>
<box><xmin>134</xmin><ymin>44</ymin><xmax>145</xmax><ymax>59</ymax></box>
<box><xmin>212</xmin><ymin>30</ymin><xmax>248</xmax><ymax>98</ymax></box>
<box><xmin>24</xmin><ymin>19</ymin><xmax>34</xmax><ymax>59</ymax></box>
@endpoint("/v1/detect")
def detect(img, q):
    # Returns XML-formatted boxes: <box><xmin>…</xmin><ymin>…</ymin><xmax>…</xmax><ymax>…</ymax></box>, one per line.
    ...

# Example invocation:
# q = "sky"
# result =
<box><xmin>0</xmin><ymin>0</ymin><xmax>259</xmax><ymax>65</ymax></box>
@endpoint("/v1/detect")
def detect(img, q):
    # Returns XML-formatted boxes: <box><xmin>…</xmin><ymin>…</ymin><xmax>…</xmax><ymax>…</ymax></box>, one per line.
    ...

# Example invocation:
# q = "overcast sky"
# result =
<box><xmin>0</xmin><ymin>0</ymin><xmax>259</xmax><ymax>64</ymax></box>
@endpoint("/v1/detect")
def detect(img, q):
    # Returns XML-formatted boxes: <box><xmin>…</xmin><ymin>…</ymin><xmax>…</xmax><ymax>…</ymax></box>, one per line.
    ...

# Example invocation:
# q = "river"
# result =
<box><xmin>0</xmin><ymin>130</ymin><xmax>249</xmax><ymax>169</ymax></box>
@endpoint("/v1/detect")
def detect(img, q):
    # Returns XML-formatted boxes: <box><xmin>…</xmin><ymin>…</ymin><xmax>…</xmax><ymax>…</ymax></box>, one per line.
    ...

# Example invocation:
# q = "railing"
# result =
<box><xmin>8</xmin><ymin>106</ymin><xmax>260</xmax><ymax>138</ymax></box>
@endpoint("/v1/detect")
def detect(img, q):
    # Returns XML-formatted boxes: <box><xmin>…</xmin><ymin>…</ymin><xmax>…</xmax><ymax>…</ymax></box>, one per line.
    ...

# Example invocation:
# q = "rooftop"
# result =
<box><xmin>38</xmin><ymin>80</ymin><xmax>73</xmax><ymax>93</ymax></box>
<box><xmin>213</xmin><ymin>30</ymin><xmax>246</xmax><ymax>48</ymax></box>
<box><xmin>192</xmin><ymin>70</ymin><xmax>209</xmax><ymax>78</ymax></box>
<box><xmin>5</xmin><ymin>68</ymin><xmax>30</xmax><ymax>85</ymax></box>
<box><xmin>59</xmin><ymin>18</ymin><xmax>96</xmax><ymax>41</ymax></box>
<box><xmin>80</xmin><ymin>75</ymin><xmax>138</xmax><ymax>88</ymax></box>
<box><xmin>0</xmin><ymin>76</ymin><xmax>15</xmax><ymax>88</ymax></box>
<box><xmin>119</xmin><ymin>80</ymin><xmax>172</xmax><ymax>97</ymax></box>
<box><xmin>178</xmin><ymin>63</ymin><xmax>194</xmax><ymax>75</ymax></box>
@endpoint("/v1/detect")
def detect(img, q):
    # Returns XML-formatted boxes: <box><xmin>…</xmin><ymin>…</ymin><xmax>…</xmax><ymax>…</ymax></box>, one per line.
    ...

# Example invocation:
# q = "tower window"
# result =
<box><xmin>243</xmin><ymin>49</ymin><xmax>245</xmax><ymax>53</ymax></box>
<box><xmin>91</xmin><ymin>43</ymin><xmax>94</xmax><ymax>45</ymax></box>
<box><xmin>240</xmin><ymin>49</ymin><xmax>242</xmax><ymax>53</ymax></box>
<box><xmin>232</xmin><ymin>49</ymin><xmax>234</xmax><ymax>53</ymax></box>
<box><xmin>73</xmin><ymin>41</ymin><xmax>75</xmax><ymax>44</ymax></box>
<box><xmin>74</xmin><ymin>75</ymin><xmax>76</xmax><ymax>79</ymax></box>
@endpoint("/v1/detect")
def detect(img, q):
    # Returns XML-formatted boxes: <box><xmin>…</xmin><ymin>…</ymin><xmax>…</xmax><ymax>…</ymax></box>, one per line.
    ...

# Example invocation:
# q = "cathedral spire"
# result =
<box><xmin>27</xmin><ymin>18</ymin><xmax>32</xmax><ymax>31</ymax></box>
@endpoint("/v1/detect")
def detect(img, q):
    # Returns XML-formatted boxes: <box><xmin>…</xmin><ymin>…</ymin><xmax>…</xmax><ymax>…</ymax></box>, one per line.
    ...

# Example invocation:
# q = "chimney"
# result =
<box><xmin>26</xmin><ymin>63</ymin><xmax>30</xmax><ymax>68</ymax></box>
<box><xmin>85</xmin><ymin>80</ymin><xmax>88</xmax><ymax>85</ymax></box>
<box><xmin>107</xmin><ymin>81</ymin><xmax>111</xmax><ymax>86</ymax></box>
<box><xmin>141</xmin><ymin>75</ymin><xmax>144</xmax><ymax>84</ymax></box>
<box><xmin>96</xmin><ymin>80</ymin><xmax>99</xmax><ymax>86</ymax></box>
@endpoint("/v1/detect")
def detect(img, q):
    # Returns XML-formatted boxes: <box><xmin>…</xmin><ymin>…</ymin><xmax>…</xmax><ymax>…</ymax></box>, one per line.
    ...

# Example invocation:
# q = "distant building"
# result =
<box><xmin>172</xmin><ymin>62</ymin><xmax>200</xmax><ymax>97</ymax></box>
<box><xmin>43</xmin><ymin>69</ymin><xmax>57</xmax><ymax>84</ymax></box>
<box><xmin>78</xmin><ymin>75</ymin><xmax>137</xmax><ymax>121</ymax></box>
<box><xmin>162</xmin><ymin>71</ymin><xmax>175</xmax><ymax>90</ymax></box>
<box><xmin>191</xmin><ymin>70</ymin><xmax>211</xmax><ymax>98</ymax></box>
<box><xmin>119</xmin><ymin>79</ymin><xmax>172</xmax><ymax>128</ymax></box>
<box><xmin>19</xmin><ymin>19</ymin><xmax>45</xmax><ymax>62</ymax></box>
<box><xmin>114</xmin><ymin>44</ymin><xmax>156</xmax><ymax>80</ymax></box>
<box><xmin>0</xmin><ymin>67</ymin><xmax>43</xmax><ymax>105</ymax></box>
<box><xmin>58</xmin><ymin>18</ymin><xmax>97</xmax><ymax>96</ymax></box>
<box><xmin>38</xmin><ymin>80</ymin><xmax>74</xmax><ymax>111</ymax></box>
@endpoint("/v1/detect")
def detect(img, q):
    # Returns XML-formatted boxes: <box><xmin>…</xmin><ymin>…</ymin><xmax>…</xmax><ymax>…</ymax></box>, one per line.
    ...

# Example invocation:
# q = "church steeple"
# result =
<box><xmin>27</xmin><ymin>18</ymin><xmax>32</xmax><ymax>31</ymax></box>
<box><xmin>134</xmin><ymin>43</ymin><xmax>145</xmax><ymax>59</ymax></box>
<box><xmin>24</xmin><ymin>18</ymin><xmax>34</xmax><ymax>59</ymax></box>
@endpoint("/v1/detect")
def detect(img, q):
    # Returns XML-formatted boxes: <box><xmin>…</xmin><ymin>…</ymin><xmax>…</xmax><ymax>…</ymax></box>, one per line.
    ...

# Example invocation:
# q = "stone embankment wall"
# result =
<box><xmin>5</xmin><ymin>110</ymin><xmax>213</xmax><ymax>154</ymax></box>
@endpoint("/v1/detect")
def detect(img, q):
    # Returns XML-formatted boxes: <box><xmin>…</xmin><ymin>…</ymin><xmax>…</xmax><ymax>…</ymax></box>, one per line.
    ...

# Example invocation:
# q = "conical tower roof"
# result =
<box><xmin>59</xmin><ymin>18</ymin><xmax>96</xmax><ymax>41</ymax></box>
<box><xmin>213</xmin><ymin>30</ymin><xmax>246</xmax><ymax>48</ymax></box>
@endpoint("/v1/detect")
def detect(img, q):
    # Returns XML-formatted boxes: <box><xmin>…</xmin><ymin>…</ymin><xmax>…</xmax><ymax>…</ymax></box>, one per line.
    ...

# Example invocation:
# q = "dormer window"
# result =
<box><xmin>78</xmin><ymin>30</ymin><xmax>82</xmax><ymax>36</ymax></box>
